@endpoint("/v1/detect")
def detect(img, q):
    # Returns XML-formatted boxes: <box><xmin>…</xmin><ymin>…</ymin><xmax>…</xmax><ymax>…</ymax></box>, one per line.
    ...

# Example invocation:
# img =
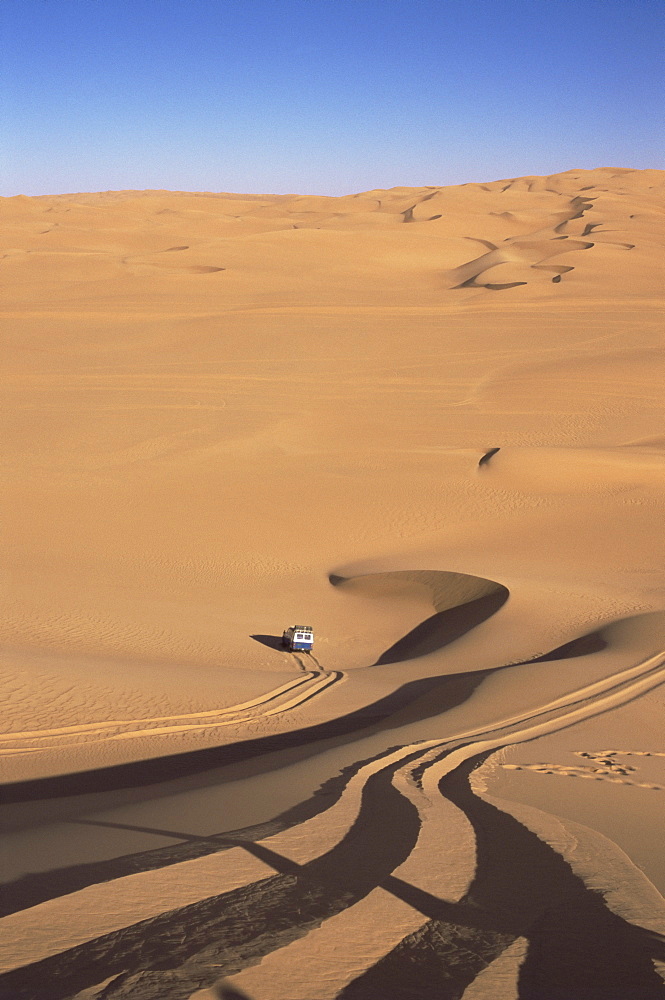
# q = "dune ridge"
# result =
<box><xmin>1</xmin><ymin>167</ymin><xmax>664</xmax><ymax>998</ymax></box>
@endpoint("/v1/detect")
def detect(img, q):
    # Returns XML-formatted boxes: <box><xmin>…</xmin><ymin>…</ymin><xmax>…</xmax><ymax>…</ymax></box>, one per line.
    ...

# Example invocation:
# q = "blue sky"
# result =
<box><xmin>2</xmin><ymin>0</ymin><xmax>663</xmax><ymax>196</ymax></box>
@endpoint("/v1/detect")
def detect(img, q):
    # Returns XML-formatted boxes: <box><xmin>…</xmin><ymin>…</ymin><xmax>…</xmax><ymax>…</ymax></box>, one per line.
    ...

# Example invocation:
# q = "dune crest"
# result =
<box><xmin>1</xmin><ymin>168</ymin><xmax>664</xmax><ymax>998</ymax></box>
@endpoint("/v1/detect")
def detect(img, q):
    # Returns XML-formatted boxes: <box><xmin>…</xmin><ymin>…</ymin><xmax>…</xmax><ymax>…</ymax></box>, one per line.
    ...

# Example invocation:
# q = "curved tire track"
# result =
<box><xmin>0</xmin><ymin>671</ymin><xmax>342</xmax><ymax>755</ymax></box>
<box><xmin>2</xmin><ymin>652</ymin><xmax>664</xmax><ymax>999</ymax></box>
<box><xmin>0</xmin><ymin>745</ymin><xmax>430</xmax><ymax>1000</ymax></box>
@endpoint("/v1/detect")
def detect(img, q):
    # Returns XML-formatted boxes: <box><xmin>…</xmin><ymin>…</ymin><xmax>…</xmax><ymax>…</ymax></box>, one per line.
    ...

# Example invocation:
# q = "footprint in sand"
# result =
<box><xmin>502</xmin><ymin>750</ymin><xmax>664</xmax><ymax>789</ymax></box>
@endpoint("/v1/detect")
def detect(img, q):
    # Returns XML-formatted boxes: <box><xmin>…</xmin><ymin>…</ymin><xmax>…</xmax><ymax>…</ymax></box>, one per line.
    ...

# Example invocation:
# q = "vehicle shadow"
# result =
<box><xmin>250</xmin><ymin>634</ymin><xmax>284</xmax><ymax>651</ymax></box>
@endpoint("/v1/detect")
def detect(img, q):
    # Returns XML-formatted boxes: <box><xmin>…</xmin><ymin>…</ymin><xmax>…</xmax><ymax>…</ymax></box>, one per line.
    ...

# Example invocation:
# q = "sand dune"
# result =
<box><xmin>1</xmin><ymin>168</ymin><xmax>664</xmax><ymax>998</ymax></box>
<box><xmin>2</xmin><ymin>646</ymin><xmax>664</xmax><ymax>996</ymax></box>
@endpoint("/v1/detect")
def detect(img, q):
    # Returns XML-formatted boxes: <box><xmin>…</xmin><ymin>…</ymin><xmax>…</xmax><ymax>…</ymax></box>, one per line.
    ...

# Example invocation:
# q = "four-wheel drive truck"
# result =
<box><xmin>282</xmin><ymin>625</ymin><xmax>314</xmax><ymax>652</ymax></box>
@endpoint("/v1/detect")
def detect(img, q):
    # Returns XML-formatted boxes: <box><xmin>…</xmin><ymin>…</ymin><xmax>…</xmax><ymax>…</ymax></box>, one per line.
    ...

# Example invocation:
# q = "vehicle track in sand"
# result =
<box><xmin>0</xmin><ymin>668</ymin><xmax>343</xmax><ymax>755</ymax></box>
<box><xmin>2</xmin><ymin>649</ymin><xmax>664</xmax><ymax>999</ymax></box>
<box><xmin>229</xmin><ymin>654</ymin><xmax>665</xmax><ymax>999</ymax></box>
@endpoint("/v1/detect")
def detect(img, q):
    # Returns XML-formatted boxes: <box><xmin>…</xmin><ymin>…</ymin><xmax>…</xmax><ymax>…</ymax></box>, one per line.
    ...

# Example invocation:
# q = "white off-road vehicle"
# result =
<box><xmin>282</xmin><ymin>625</ymin><xmax>314</xmax><ymax>652</ymax></box>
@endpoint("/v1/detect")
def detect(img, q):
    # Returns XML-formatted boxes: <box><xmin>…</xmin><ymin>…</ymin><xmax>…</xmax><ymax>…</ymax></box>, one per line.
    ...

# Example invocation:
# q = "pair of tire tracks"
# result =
<box><xmin>0</xmin><ymin>667</ymin><xmax>342</xmax><ymax>755</ymax></box>
<box><xmin>2</xmin><ymin>650</ymin><xmax>664</xmax><ymax>998</ymax></box>
<box><xmin>227</xmin><ymin>652</ymin><xmax>665</xmax><ymax>999</ymax></box>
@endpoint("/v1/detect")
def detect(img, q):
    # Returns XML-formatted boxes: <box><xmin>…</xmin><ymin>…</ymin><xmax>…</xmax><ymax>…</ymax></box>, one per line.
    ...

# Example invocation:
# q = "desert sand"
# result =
<box><xmin>1</xmin><ymin>168</ymin><xmax>664</xmax><ymax>999</ymax></box>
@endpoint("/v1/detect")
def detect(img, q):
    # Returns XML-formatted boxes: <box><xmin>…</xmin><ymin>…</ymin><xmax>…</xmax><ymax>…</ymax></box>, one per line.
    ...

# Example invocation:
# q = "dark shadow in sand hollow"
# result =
<box><xmin>478</xmin><ymin>447</ymin><xmax>500</xmax><ymax>467</ymax></box>
<box><xmin>520</xmin><ymin>630</ymin><xmax>606</xmax><ymax>661</ymax></box>
<box><xmin>374</xmin><ymin>590</ymin><xmax>508</xmax><ymax>665</ymax></box>
<box><xmin>250</xmin><ymin>634</ymin><xmax>284</xmax><ymax>651</ymax></box>
<box><xmin>339</xmin><ymin>754</ymin><xmax>665</xmax><ymax>1000</ymax></box>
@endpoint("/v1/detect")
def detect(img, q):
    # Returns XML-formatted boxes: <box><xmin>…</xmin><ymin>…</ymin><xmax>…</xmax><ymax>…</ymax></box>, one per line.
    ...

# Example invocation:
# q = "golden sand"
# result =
<box><xmin>1</xmin><ymin>169</ymin><xmax>664</xmax><ymax>998</ymax></box>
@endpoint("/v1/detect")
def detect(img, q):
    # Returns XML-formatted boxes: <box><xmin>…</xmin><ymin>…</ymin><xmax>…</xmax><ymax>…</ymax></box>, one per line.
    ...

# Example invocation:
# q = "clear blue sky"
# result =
<box><xmin>2</xmin><ymin>0</ymin><xmax>663</xmax><ymax>196</ymax></box>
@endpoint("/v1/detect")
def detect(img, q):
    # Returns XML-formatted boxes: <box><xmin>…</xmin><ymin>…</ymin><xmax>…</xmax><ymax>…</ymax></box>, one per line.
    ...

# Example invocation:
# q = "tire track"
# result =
<box><xmin>0</xmin><ymin>671</ymin><xmax>343</xmax><ymax>754</ymax></box>
<box><xmin>344</xmin><ymin>754</ymin><xmax>665</xmax><ymax>1000</ymax></box>
<box><xmin>338</xmin><ymin>654</ymin><xmax>665</xmax><ymax>999</ymax></box>
<box><xmin>0</xmin><ymin>742</ymin><xmax>445</xmax><ymax>972</ymax></box>
<box><xmin>428</xmin><ymin>649</ymin><xmax>665</xmax><ymax>751</ymax></box>
<box><xmin>219</xmin><ymin>650</ymin><xmax>665</xmax><ymax>998</ymax></box>
<box><xmin>0</xmin><ymin>743</ymin><xmax>425</xmax><ymax>919</ymax></box>
<box><xmin>0</xmin><ymin>743</ymin><xmax>434</xmax><ymax>1000</ymax></box>
<box><xmin>2</xmin><ymin>651</ymin><xmax>664</xmax><ymax>998</ymax></box>
<box><xmin>226</xmin><ymin>747</ymin><xmax>475</xmax><ymax>1000</ymax></box>
<box><xmin>0</xmin><ymin>667</ymin><xmax>491</xmax><ymax>803</ymax></box>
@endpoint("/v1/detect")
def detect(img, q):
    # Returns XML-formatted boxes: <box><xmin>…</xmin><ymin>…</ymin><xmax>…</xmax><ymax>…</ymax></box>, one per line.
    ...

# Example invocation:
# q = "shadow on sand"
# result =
<box><xmin>339</xmin><ymin>754</ymin><xmax>665</xmax><ymax>1000</ymax></box>
<box><xmin>1</xmin><ymin>583</ymin><xmax>508</xmax><ymax>808</ymax></box>
<box><xmin>4</xmin><ymin>747</ymin><xmax>662</xmax><ymax>1000</ymax></box>
<box><xmin>213</xmin><ymin>985</ymin><xmax>254</xmax><ymax>1000</ymax></box>
<box><xmin>0</xmin><ymin>752</ymin><xmax>425</xmax><ymax>1000</ymax></box>
<box><xmin>375</xmin><ymin>590</ymin><xmax>508</xmax><ymax>665</ymax></box>
<box><xmin>1</xmin><ymin>624</ymin><xmax>610</xmax><ymax>919</ymax></box>
<box><xmin>0</xmin><ymin>670</ymin><xmax>493</xmax><ymax>808</ymax></box>
<box><xmin>250</xmin><ymin>634</ymin><xmax>284</xmax><ymax>651</ymax></box>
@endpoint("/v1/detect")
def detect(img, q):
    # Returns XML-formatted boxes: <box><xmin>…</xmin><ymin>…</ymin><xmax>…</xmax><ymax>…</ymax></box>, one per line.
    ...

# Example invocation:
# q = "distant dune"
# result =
<box><xmin>1</xmin><ymin>169</ymin><xmax>664</xmax><ymax>999</ymax></box>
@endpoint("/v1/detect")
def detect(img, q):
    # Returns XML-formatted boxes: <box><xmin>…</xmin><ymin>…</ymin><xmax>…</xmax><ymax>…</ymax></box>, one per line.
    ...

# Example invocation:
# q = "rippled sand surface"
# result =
<box><xmin>1</xmin><ymin>169</ymin><xmax>664</xmax><ymax>999</ymax></box>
